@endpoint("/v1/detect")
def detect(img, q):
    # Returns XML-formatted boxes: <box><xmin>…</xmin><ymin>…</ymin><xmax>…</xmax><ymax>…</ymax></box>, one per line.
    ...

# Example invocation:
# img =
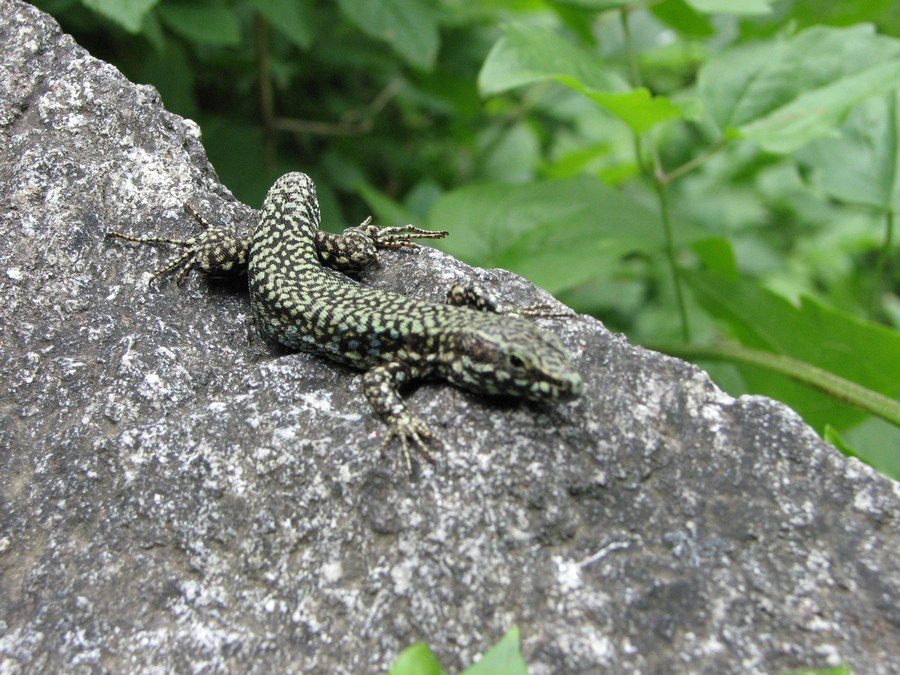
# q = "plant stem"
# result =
<box><xmin>655</xmin><ymin>180</ymin><xmax>691</xmax><ymax>341</ymax></box>
<box><xmin>661</xmin><ymin>139</ymin><xmax>727</xmax><ymax>185</ymax></box>
<box><xmin>254</xmin><ymin>14</ymin><xmax>276</xmax><ymax>173</ymax></box>
<box><xmin>648</xmin><ymin>341</ymin><xmax>900</xmax><ymax>428</ymax></box>
<box><xmin>620</xmin><ymin>7</ymin><xmax>690</xmax><ymax>341</ymax></box>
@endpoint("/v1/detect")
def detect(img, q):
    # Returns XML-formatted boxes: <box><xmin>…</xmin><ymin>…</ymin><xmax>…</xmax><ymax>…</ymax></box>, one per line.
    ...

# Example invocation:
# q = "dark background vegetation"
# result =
<box><xmin>32</xmin><ymin>0</ymin><xmax>900</xmax><ymax>479</ymax></box>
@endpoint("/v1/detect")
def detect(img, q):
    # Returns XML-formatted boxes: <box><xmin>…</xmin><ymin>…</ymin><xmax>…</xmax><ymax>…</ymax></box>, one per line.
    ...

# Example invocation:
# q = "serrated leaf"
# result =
<box><xmin>157</xmin><ymin>0</ymin><xmax>241</xmax><ymax>46</ymax></box>
<box><xmin>479</xmin><ymin>25</ymin><xmax>681</xmax><ymax>132</ymax></box>
<box><xmin>462</xmin><ymin>628</ymin><xmax>527</xmax><ymax>675</ymax></box>
<box><xmin>336</xmin><ymin>0</ymin><xmax>439</xmax><ymax>70</ymax></box>
<box><xmin>246</xmin><ymin>0</ymin><xmax>314</xmax><ymax>50</ymax></box>
<box><xmin>686</xmin><ymin>270</ymin><xmax>900</xmax><ymax>432</ymax></box>
<box><xmin>82</xmin><ymin>0</ymin><xmax>159</xmax><ymax>33</ymax></box>
<box><xmin>427</xmin><ymin>176</ymin><xmax>698</xmax><ymax>293</ymax></box>
<box><xmin>698</xmin><ymin>25</ymin><xmax>900</xmax><ymax>154</ymax></box>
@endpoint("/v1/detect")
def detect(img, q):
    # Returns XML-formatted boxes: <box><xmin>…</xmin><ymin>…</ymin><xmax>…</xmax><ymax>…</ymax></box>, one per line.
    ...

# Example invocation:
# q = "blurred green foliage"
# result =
<box><xmin>35</xmin><ymin>0</ymin><xmax>900</xmax><ymax>478</ymax></box>
<box><xmin>389</xmin><ymin>626</ymin><xmax>526</xmax><ymax>675</ymax></box>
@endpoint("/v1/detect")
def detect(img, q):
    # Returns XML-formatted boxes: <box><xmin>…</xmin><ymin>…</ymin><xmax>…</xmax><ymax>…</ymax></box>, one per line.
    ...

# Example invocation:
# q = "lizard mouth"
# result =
<box><xmin>551</xmin><ymin>371</ymin><xmax>584</xmax><ymax>401</ymax></box>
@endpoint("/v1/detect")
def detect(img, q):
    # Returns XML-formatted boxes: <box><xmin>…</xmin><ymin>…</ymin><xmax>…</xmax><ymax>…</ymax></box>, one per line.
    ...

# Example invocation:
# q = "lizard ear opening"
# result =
<box><xmin>457</xmin><ymin>330</ymin><xmax>504</xmax><ymax>366</ymax></box>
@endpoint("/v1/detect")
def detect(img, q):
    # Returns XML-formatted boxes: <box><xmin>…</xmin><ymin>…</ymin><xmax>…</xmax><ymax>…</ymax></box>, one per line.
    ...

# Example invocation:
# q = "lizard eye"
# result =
<box><xmin>508</xmin><ymin>353</ymin><xmax>526</xmax><ymax>370</ymax></box>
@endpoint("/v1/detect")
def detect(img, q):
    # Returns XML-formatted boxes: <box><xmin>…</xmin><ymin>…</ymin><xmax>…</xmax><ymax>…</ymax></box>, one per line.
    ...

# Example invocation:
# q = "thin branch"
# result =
<box><xmin>621</xmin><ymin>6</ymin><xmax>690</xmax><ymax>341</ymax></box>
<box><xmin>254</xmin><ymin>14</ymin><xmax>276</xmax><ymax>171</ymax></box>
<box><xmin>272</xmin><ymin>79</ymin><xmax>404</xmax><ymax>137</ymax></box>
<box><xmin>660</xmin><ymin>138</ymin><xmax>728</xmax><ymax>185</ymax></box>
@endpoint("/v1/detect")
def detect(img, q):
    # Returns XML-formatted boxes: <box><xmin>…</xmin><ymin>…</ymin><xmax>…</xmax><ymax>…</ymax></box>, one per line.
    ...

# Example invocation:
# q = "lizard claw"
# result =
<box><xmin>356</xmin><ymin>218</ymin><xmax>449</xmax><ymax>250</ymax></box>
<box><xmin>382</xmin><ymin>417</ymin><xmax>441</xmax><ymax>473</ymax></box>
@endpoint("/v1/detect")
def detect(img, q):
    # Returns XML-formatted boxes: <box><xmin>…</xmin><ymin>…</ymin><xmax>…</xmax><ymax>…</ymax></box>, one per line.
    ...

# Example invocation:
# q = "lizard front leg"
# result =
<box><xmin>316</xmin><ymin>217</ymin><xmax>448</xmax><ymax>274</ymax></box>
<box><xmin>361</xmin><ymin>360</ymin><xmax>440</xmax><ymax>471</ymax></box>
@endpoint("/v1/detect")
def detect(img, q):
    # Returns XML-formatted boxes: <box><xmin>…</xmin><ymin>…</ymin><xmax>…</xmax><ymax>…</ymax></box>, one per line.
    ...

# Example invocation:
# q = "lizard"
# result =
<box><xmin>107</xmin><ymin>172</ymin><xmax>583</xmax><ymax>469</ymax></box>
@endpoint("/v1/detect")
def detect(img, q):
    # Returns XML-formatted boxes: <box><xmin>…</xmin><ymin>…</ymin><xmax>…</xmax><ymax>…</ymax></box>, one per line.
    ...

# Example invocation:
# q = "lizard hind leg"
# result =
<box><xmin>106</xmin><ymin>203</ymin><xmax>250</xmax><ymax>285</ymax></box>
<box><xmin>445</xmin><ymin>279</ymin><xmax>576</xmax><ymax>318</ymax></box>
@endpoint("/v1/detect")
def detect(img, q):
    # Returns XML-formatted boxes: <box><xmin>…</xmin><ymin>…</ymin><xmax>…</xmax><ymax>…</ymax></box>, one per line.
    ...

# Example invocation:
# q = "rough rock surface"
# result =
<box><xmin>0</xmin><ymin>1</ymin><xmax>898</xmax><ymax>673</ymax></box>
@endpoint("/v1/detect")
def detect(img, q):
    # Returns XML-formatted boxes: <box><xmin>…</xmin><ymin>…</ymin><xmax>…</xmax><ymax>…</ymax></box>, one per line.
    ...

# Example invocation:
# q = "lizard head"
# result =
<box><xmin>442</xmin><ymin>316</ymin><xmax>583</xmax><ymax>403</ymax></box>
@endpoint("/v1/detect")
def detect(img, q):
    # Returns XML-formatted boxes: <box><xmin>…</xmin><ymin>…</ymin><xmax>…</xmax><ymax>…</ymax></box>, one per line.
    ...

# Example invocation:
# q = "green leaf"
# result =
<box><xmin>581</xmin><ymin>88</ymin><xmax>683</xmax><ymax>134</ymax></box>
<box><xmin>685</xmin><ymin>270</ymin><xmax>900</xmax><ymax>432</ymax></box>
<box><xmin>690</xmin><ymin>237</ymin><xmax>738</xmax><ymax>278</ymax></box>
<box><xmin>388</xmin><ymin>642</ymin><xmax>445</xmax><ymax>675</ymax></box>
<box><xmin>479</xmin><ymin>25</ymin><xmax>623</xmax><ymax>95</ymax></box>
<box><xmin>698</xmin><ymin>25</ymin><xmax>900</xmax><ymax>153</ymax></box>
<box><xmin>246</xmin><ymin>0</ymin><xmax>314</xmax><ymax>50</ymax></box>
<box><xmin>685</xmin><ymin>0</ymin><xmax>774</xmax><ymax>14</ymax></box>
<box><xmin>479</xmin><ymin>25</ymin><xmax>682</xmax><ymax>133</ymax></box>
<box><xmin>138</xmin><ymin>39</ymin><xmax>197</xmax><ymax>118</ymax></box>
<box><xmin>462</xmin><ymin>628</ymin><xmax>528</xmax><ymax>675</ymax></box>
<box><xmin>782</xmin><ymin>665</ymin><xmax>853</xmax><ymax>675</ymax></box>
<box><xmin>651</xmin><ymin>0</ymin><xmax>714</xmax><ymax>37</ymax></box>
<box><xmin>157</xmin><ymin>0</ymin><xmax>241</xmax><ymax>46</ymax></box>
<box><xmin>741</xmin><ymin>60</ymin><xmax>900</xmax><ymax>154</ymax></box>
<box><xmin>798</xmin><ymin>90</ymin><xmax>900</xmax><ymax>211</ymax></box>
<box><xmin>824</xmin><ymin>425</ymin><xmax>864</xmax><ymax>461</ymax></box>
<box><xmin>777</xmin><ymin>0</ymin><xmax>897</xmax><ymax>31</ymax></box>
<box><xmin>81</xmin><ymin>0</ymin><xmax>159</xmax><ymax>33</ymax></box>
<box><xmin>427</xmin><ymin>176</ymin><xmax>691</xmax><ymax>294</ymax></box>
<box><xmin>336</xmin><ymin>0</ymin><xmax>439</xmax><ymax>70</ymax></box>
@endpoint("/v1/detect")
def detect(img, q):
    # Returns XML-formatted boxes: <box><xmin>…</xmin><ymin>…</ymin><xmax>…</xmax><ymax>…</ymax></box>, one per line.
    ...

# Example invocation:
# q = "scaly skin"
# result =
<box><xmin>108</xmin><ymin>172</ymin><xmax>583</xmax><ymax>469</ymax></box>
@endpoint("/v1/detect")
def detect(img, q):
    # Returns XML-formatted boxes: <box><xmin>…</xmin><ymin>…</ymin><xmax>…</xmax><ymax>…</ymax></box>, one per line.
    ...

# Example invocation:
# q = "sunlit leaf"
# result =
<box><xmin>388</xmin><ymin>642</ymin><xmax>445</xmax><ymax>675</ymax></box>
<box><xmin>428</xmin><ymin>176</ymin><xmax>699</xmax><ymax>293</ymax></box>
<box><xmin>479</xmin><ymin>24</ymin><xmax>622</xmax><ymax>95</ymax></box>
<box><xmin>699</xmin><ymin>25</ymin><xmax>900</xmax><ymax>153</ymax></box>
<box><xmin>480</xmin><ymin>25</ymin><xmax>682</xmax><ymax>132</ymax></box>
<box><xmin>685</xmin><ymin>0</ymin><xmax>774</xmax><ymax>14</ymax></box>
<box><xmin>463</xmin><ymin>628</ymin><xmax>528</xmax><ymax>675</ymax></box>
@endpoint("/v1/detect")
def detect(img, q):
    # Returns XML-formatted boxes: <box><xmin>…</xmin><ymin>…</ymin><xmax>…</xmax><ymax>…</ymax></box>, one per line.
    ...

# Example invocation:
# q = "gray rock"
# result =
<box><xmin>0</xmin><ymin>1</ymin><xmax>897</xmax><ymax>672</ymax></box>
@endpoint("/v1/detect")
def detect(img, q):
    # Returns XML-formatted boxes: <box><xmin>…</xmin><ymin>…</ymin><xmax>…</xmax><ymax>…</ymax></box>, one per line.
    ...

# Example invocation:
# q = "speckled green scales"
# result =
<box><xmin>109</xmin><ymin>172</ymin><xmax>583</xmax><ymax>469</ymax></box>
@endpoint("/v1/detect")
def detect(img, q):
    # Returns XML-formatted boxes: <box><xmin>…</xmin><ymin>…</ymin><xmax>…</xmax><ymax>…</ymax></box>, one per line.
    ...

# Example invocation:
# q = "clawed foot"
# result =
<box><xmin>355</xmin><ymin>217</ymin><xmax>449</xmax><ymax>250</ymax></box>
<box><xmin>381</xmin><ymin>416</ymin><xmax>441</xmax><ymax>474</ymax></box>
<box><xmin>106</xmin><ymin>229</ymin><xmax>202</xmax><ymax>285</ymax></box>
